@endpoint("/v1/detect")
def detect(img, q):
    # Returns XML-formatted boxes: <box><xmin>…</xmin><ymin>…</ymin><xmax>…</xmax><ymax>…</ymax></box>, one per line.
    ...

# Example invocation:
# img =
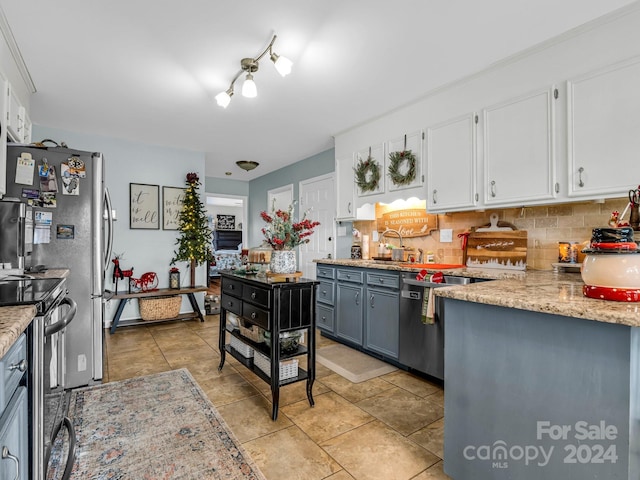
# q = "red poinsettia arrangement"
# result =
<box><xmin>260</xmin><ymin>202</ymin><xmax>320</xmax><ymax>250</ymax></box>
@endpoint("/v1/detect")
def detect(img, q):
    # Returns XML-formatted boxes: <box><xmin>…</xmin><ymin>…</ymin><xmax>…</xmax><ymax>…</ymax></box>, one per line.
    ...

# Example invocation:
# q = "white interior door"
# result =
<box><xmin>298</xmin><ymin>174</ymin><xmax>335</xmax><ymax>279</ymax></box>
<box><xmin>267</xmin><ymin>184</ymin><xmax>293</xmax><ymax>212</ymax></box>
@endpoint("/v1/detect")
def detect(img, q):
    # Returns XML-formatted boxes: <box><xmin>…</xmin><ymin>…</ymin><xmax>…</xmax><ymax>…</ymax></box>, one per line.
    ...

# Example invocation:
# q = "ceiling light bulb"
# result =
<box><xmin>271</xmin><ymin>53</ymin><xmax>292</xmax><ymax>77</ymax></box>
<box><xmin>215</xmin><ymin>90</ymin><xmax>232</xmax><ymax>108</ymax></box>
<box><xmin>242</xmin><ymin>73</ymin><xmax>257</xmax><ymax>98</ymax></box>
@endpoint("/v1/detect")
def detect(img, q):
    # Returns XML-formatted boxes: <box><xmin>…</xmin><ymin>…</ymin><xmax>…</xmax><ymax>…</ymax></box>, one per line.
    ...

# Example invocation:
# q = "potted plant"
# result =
<box><xmin>260</xmin><ymin>201</ymin><xmax>320</xmax><ymax>274</ymax></box>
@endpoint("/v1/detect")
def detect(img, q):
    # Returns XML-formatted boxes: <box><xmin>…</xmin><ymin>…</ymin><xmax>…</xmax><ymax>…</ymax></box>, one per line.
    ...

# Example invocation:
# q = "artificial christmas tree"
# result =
<box><xmin>171</xmin><ymin>172</ymin><xmax>212</xmax><ymax>287</ymax></box>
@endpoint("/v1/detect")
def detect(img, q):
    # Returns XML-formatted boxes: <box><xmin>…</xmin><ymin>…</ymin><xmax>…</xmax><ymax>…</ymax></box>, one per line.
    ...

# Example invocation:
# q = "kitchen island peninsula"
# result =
<box><xmin>218</xmin><ymin>271</ymin><xmax>318</xmax><ymax>420</ymax></box>
<box><xmin>436</xmin><ymin>274</ymin><xmax>640</xmax><ymax>479</ymax></box>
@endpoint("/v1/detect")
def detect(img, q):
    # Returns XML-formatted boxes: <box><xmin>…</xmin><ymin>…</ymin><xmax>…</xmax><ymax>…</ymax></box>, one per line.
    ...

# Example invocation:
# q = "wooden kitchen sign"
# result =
<box><xmin>466</xmin><ymin>230</ymin><xmax>528</xmax><ymax>270</ymax></box>
<box><xmin>375</xmin><ymin>203</ymin><xmax>438</xmax><ymax>237</ymax></box>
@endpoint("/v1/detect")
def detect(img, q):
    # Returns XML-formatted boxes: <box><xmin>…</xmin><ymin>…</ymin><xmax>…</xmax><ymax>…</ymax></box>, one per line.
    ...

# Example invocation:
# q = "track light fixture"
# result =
<box><xmin>215</xmin><ymin>34</ymin><xmax>292</xmax><ymax>108</ymax></box>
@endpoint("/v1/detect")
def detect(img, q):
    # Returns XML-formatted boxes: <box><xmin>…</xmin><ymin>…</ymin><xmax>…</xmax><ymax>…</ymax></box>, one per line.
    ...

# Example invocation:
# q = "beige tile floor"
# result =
<box><xmin>104</xmin><ymin>314</ymin><xmax>451</xmax><ymax>480</ymax></box>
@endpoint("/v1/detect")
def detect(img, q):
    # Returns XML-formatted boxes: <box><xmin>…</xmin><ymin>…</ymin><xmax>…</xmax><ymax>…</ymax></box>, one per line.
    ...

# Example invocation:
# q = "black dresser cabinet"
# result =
<box><xmin>212</xmin><ymin>230</ymin><xmax>243</xmax><ymax>251</ymax></box>
<box><xmin>218</xmin><ymin>272</ymin><xmax>318</xmax><ymax>420</ymax></box>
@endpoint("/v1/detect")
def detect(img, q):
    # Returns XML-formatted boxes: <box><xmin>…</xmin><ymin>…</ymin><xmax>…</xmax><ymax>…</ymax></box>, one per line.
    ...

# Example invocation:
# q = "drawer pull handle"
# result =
<box><xmin>379</xmin><ymin>278</ymin><xmax>384</xmax><ymax>283</ymax></box>
<box><xmin>321</xmin><ymin>290</ymin><xmax>327</xmax><ymax>295</ymax></box>
<box><xmin>227</xmin><ymin>301</ymin><xmax>233</xmax><ymax>307</ymax></box>
<box><xmin>251</xmin><ymin>292</ymin><xmax>256</xmax><ymax>299</ymax></box>
<box><xmin>229</xmin><ymin>285</ymin><xmax>234</xmax><ymax>290</ymax></box>
<box><xmin>8</xmin><ymin>359</ymin><xmax>26</xmax><ymax>372</ymax></box>
<box><xmin>251</xmin><ymin>312</ymin><xmax>257</xmax><ymax>319</ymax></box>
<box><xmin>2</xmin><ymin>446</ymin><xmax>19</xmax><ymax>480</ymax></box>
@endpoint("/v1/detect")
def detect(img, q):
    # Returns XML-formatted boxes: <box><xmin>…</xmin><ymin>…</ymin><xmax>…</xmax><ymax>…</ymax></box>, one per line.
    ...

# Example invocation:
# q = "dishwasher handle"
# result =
<box><xmin>402</xmin><ymin>279</ymin><xmax>446</xmax><ymax>289</ymax></box>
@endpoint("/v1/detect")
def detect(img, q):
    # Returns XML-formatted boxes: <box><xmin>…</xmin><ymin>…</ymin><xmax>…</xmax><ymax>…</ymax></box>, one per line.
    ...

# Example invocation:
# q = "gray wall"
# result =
<box><xmin>33</xmin><ymin>125</ymin><xmax>206</xmax><ymax>322</ymax></box>
<box><xmin>204</xmin><ymin>176</ymin><xmax>249</xmax><ymax>197</ymax></box>
<box><xmin>245</xmin><ymin>148</ymin><xmax>334</xmax><ymax>248</ymax></box>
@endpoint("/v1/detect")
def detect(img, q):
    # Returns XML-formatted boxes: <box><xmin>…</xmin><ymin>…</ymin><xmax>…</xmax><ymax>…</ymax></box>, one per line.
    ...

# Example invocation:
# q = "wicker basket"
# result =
<box><xmin>229</xmin><ymin>335</ymin><xmax>254</xmax><ymax>358</ymax></box>
<box><xmin>139</xmin><ymin>295</ymin><xmax>181</xmax><ymax>321</ymax></box>
<box><xmin>253</xmin><ymin>351</ymin><xmax>298</xmax><ymax>380</ymax></box>
<box><xmin>239</xmin><ymin>322</ymin><xmax>265</xmax><ymax>343</ymax></box>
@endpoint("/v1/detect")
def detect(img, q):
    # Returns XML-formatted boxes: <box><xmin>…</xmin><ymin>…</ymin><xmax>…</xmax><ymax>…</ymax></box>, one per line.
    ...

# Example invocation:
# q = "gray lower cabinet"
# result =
<box><xmin>0</xmin><ymin>334</ymin><xmax>28</xmax><ymax>480</ymax></box>
<box><xmin>321</xmin><ymin>266</ymin><xmax>400</xmax><ymax>362</ymax></box>
<box><xmin>336</xmin><ymin>282</ymin><xmax>364</xmax><ymax>345</ymax></box>
<box><xmin>0</xmin><ymin>387</ymin><xmax>27</xmax><ymax>480</ymax></box>
<box><xmin>316</xmin><ymin>281</ymin><xmax>335</xmax><ymax>334</ymax></box>
<box><xmin>316</xmin><ymin>302</ymin><xmax>335</xmax><ymax>333</ymax></box>
<box><xmin>364</xmin><ymin>271</ymin><xmax>400</xmax><ymax>359</ymax></box>
<box><xmin>364</xmin><ymin>286</ymin><xmax>399</xmax><ymax>359</ymax></box>
<box><xmin>316</xmin><ymin>266</ymin><xmax>336</xmax><ymax>334</ymax></box>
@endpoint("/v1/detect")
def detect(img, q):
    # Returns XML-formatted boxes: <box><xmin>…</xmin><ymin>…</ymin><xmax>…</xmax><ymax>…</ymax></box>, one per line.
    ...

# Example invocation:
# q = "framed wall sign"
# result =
<box><xmin>162</xmin><ymin>186</ymin><xmax>186</xmax><ymax>230</ymax></box>
<box><xmin>130</xmin><ymin>183</ymin><xmax>159</xmax><ymax>229</ymax></box>
<box><xmin>216</xmin><ymin>214</ymin><xmax>236</xmax><ymax>230</ymax></box>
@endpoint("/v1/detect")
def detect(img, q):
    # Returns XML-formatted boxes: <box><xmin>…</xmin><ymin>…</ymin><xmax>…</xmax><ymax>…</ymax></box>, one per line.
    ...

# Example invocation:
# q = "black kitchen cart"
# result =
<box><xmin>218</xmin><ymin>271</ymin><xmax>318</xmax><ymax>420</ymax></box>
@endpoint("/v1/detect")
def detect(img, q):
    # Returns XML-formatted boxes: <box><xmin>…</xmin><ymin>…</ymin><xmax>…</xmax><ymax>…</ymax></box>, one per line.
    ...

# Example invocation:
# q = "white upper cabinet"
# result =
<box><xmin>22</xmin><ymin>111</ymin><xmax>31</xmax><ymax>144</ymax></box>
<box><xmin>335</xmin><ymin>154</ymin><xmax>355</xmax><ymax>220</ymax></box>
<box><xmin>386</xmin><ymin>131</ymin><xmax>423</xmax><ymax>192</ymax></box>
<box><xmin>355</xmin><ymin>143</ymin><xmax>385</xmax><ymax>199</ymax></box>
<box><xmin>567</xmin><ymin>57</ymin><xmax>640</xmax><ymax>198</ymax></box>
<box><xmin>6</xmin><ymin>85</ymin><xmax>26</xmax><ymax>143</ymax></box>
<box><xmin>483</xmin><ymin>87</ymin><xmax>557</xmax><ymax>206</ymax></box>
<box><xmin>0</xmin><ymin>74</ymin><xmax>7</xmax><ymax>196</ymax></box>
<box><xmin>426</xmin><ymin>113</ymin><xmax>477</xmax><ymax>212</ymax></box>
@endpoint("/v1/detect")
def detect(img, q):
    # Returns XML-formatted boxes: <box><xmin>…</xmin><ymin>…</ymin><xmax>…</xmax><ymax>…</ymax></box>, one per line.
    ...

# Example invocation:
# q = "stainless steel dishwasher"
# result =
<box><xmin>399</xmin><ymin>273</ymin><xmax>470</xmax><ymax>381</ymax></box>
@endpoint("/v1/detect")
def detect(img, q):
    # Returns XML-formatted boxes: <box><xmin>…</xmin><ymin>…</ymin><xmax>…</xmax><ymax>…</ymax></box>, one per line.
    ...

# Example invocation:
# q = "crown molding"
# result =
<box><xmin>0</xmin><ymin>6</ymin><xmax>36</xmax><ymax>93</ymax></box>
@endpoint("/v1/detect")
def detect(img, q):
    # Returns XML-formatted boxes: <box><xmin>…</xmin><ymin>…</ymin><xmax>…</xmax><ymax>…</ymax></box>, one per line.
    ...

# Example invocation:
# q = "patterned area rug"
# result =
<box><xmin>48</xmin><ymin>369</ymin><xmax>266</xmax><ymax>479</ymax></box>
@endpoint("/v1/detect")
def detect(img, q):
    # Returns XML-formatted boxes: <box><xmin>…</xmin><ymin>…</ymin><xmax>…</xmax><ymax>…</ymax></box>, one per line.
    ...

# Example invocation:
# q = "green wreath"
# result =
<box><xmin>354</xmin><ymin>156</ymin><xmax>381</xmax><ymax>193</ymax></box>
<box><xmin>388</xmin><ymin>150</ymin><xmax>417</xmax><ymax>186</ymax></box>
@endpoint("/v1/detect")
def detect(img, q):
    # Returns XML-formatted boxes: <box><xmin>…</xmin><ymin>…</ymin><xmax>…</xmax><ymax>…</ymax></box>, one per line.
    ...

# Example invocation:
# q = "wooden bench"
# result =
<box><xmin>105</xmin><ymin>286</ymin><xmax>207</xmax><ymax>334</ymax></box>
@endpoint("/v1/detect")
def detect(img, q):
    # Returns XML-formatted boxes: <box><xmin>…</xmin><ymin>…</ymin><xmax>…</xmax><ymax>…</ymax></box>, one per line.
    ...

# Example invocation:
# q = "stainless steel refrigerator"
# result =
<box><xmin>5</xmin><ymin>144</ymin><xmax>114</xmax><ymax>388</ymax></box>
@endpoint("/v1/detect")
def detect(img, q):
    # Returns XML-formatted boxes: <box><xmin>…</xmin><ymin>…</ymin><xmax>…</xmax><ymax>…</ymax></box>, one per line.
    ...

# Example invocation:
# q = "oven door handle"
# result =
<box><xmin>47</xmin><ymin>417</ymin><xmax>76</xmax><ymax>480</ymax></box>
<box><xmin>44</xmin><ymin>297</ymin><xmax>77</xmax><ymax>337</ymax></box>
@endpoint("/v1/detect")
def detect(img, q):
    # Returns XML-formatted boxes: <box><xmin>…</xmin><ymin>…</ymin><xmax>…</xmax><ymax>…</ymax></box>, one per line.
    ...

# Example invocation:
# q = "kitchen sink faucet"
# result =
<box><xmin>380</xmin><ymin>228</ymin><xmax>404</xmax><ymax>248</ymax></box>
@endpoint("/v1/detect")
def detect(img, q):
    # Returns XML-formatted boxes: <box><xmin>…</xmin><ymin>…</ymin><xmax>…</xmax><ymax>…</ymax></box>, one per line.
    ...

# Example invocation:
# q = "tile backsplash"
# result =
<box><xmin>353</xmin><ymin>197</ymin><xmax>630</xmax><ymax>270</ymax></box>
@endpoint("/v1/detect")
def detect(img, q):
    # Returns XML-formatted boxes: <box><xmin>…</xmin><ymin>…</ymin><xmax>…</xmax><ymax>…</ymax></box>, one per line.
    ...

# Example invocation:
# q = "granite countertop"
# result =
<box><xmin>314</xmin><ymin>258</ymin><xmax>525</xmax><ymax>280</ymax></box>
<box><xmin>314</xmin><ymin>259</ymin><xmax>640</xmax><ymax>327</ymax></box>
<box><xmin>0</xmin><ymin>305</ymin><xmax>36</xmax><ymax>358</ymax></box>
<box><xmin>435</xmin><ymin>271</ymin><xmax>640</xmax><ymax>327</ymax></box>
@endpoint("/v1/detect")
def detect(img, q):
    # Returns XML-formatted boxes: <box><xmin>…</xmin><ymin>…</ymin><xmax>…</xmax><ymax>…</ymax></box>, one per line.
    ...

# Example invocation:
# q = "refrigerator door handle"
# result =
<box><xmin>103</xmin><ymin>187</ymin><xmax>114</xmax><ymax>272</ymax></box>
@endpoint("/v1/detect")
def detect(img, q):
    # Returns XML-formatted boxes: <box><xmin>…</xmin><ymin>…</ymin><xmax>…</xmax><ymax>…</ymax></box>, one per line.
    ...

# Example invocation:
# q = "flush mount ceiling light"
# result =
<box><xmin>236</xmin><ymin>160</ymin><xmax>259</xmax><ymax>171</ymax></box>
<box><xmin>215</xmin><ymin>34</ymin><xmax>292</xmax><ymax>108</ymax></box>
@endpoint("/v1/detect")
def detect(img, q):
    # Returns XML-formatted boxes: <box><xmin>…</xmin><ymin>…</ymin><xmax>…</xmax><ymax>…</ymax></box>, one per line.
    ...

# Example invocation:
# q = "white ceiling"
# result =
<box><xmin>0</xmin><ymin>1</ymin><xmax>636</xmax><ymax>180</ymax></box>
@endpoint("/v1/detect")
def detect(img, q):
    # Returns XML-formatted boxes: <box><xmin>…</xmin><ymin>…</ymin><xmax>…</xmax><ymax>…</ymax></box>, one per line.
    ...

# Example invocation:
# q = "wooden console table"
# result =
<box><xmin>105</xmin><ymin>286</ymin><xmax>207</xmax><ymax>334</ymax></box>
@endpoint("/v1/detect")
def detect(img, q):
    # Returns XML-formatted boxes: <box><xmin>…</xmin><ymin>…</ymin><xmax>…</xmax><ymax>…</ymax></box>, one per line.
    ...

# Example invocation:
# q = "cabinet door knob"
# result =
<box><xmin>2</xmin><ymin>446</ymin><xmax>19</xmax><ymax>480</ymax></box>
<box><xmin>8</xmin><ymin>359</ymin><xmax>26</xmax><ymax>372</ymax></box>
<box><xmin>251</xmin><ymin>292</ymin><xmax>256</xmax><ymax>299</ymax></box>
<box><xmin>251</xmin><ymin>312</ymin><xmax>257</xmax><ymax>319</ymax></box>
<box><xmin>578</xmin><ymin>167</ymin><xmax>585</xmax><ymax>187</ymax></box>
